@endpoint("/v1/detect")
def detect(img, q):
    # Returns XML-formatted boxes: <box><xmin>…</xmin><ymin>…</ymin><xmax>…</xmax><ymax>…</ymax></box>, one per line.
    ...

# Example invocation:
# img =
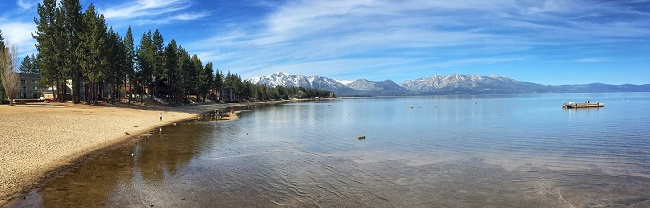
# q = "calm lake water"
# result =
<box><xmin>12</xmin><ymin>93</ymin><xmax>650</xmax><ymax>207</ymax></box>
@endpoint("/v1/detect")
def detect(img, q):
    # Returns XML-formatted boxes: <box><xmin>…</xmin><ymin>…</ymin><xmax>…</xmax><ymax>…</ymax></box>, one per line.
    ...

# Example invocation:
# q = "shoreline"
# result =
<box><xmin>0</xmin><ymin>98</ymin><xmax>329</xmax><ymax>206</ymax></box>
<box><xmin>0</xmin><ymin>101</ymin><xmax>270</xmax><ymax>206</ymax></box>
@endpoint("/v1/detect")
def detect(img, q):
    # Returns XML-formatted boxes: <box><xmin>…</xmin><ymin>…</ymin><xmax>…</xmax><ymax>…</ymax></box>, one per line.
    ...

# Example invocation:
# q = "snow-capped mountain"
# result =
<box><xmin>400</xmin><ymin>74</ymin><xmax>550</xmax><ymax>94</ymax></box>
<box><xmin>346</xmin><ymin>79</ymin><xmax>407</xmax><ymax>95</ymax></box>
<box><xmin>335</xmin><ymin>79</ymin><xmax>355</xmax><ymax>85</ymax></box>
<box><xmin>247</xmin><ymin>72</ymin><xmax>649</xmax><ymax>96</ymax></box>
<box><xmin>247</xmin><ymin>72</ymin><xmax>351</xmax><ymax>93</ymax></box>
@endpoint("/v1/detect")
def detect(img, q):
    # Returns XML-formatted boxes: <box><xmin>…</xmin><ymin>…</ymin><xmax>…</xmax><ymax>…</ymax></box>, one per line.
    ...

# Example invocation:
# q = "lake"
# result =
<box><xmin>12</xmin><ymin>93</ymin><xmax>650</xmax><ymax>207</ymax></box>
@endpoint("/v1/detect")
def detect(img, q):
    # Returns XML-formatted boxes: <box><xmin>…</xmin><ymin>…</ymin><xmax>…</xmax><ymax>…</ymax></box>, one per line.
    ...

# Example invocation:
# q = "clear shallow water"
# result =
<box><xmin>12</xmin><ymin>93</ymin><xmax>650</xmax><ymax>207</ymax></box>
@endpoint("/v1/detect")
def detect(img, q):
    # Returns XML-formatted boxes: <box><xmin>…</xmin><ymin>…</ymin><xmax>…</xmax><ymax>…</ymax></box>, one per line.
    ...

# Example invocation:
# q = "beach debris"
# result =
<box><xmin>125</xmin><ymin>131</ymin><xmax>130</xmax><ymax>135</ymax></box>
<box><xmin>133</xmin><ymin>125</ymin><xmax>139</xmax><ymax>128</ymax></box>
<box><xmin>357</xmin><ymin>136</ymin><xmax>366</xmax><ymax>139</ymax></box>
<box><xmin>173</xmin><ymin>123</ymin><xmax>177</xmax><ymax>126</ymax></box>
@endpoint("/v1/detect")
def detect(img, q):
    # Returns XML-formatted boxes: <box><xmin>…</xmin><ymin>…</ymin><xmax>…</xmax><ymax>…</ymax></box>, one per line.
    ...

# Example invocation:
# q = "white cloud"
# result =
<box><xmin>185</xmin><ymin>0</ymin><xmax>650</xmax><ymax>80</ymax></box>
<box><xmin>575</xmin><ymin>57</ymin><xmax>611</xmax><ymax>63</ymax></box>
<box><xmin>101</xmin><ymin>0</ymin><xmax>189</xmax><ymax>19</ymax></box>
<box><xmin>173</xmin><ymin>12</ymin><xmax>209</xmax><ymax>21</ymax></box>
<box><xmin>16</xmin><ymin>0</ymin><xmax>39</xmax><ymax>10</ymax></box>
<box><xmin>0</xmin><ymin>20</ymin><xmax>37</xmax><ymax>57</ymax></box>
<box><xmin>99</xmin><ymin>0</ymin><xmax>209</xmax><ymax>26</ymax></box>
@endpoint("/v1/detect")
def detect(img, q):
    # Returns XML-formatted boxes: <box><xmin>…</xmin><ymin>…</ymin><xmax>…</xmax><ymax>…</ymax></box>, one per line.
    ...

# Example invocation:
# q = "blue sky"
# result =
<box><xmin>1</xmin><ymin>0</ymin><xmax>649</xmax><ymax>85</ymax></box>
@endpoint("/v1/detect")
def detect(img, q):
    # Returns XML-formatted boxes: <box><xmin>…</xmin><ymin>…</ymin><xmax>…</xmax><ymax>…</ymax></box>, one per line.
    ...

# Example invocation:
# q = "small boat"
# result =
<box><xmin>563</xmin><ymin>101</ymin><xmax>604</xmax><ymax>108</ymax></box>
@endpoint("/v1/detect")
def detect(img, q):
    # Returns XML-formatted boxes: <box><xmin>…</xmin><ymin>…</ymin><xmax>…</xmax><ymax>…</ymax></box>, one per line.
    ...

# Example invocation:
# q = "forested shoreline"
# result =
<box><xmin>25</xmin><ymin>0</ymin><xmax>333</xmax><ymax>105</ymax></box>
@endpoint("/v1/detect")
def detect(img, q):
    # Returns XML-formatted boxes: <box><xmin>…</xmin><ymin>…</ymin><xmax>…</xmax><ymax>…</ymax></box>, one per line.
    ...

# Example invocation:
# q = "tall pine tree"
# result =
<box><xmin>62</xmin><ymin>0</ymin><xmax>83</xmax><ymax>103</ymax></box>
<box><xmin>164</xmin><ymin>39</ymin><xmax>179</xmax><ymax>103</ymax></box>
<box><xmin>34</xmin><ymin>0</ymin><xmax>67</xmax><ymax>102</ymax></box>
<box><xmin>77</xmin><ymin>3</ymin><xmax>107</xmax><ymax>104</ymax></box>
<box><xmin>123</xmin><ymin>26</ymin><xmax>135</xmax><ymax>102</ymax></box>
<box><xmin>135</xmin><ymin>30</ymin><xmax>154</xmax><ymax>102</ymax></box>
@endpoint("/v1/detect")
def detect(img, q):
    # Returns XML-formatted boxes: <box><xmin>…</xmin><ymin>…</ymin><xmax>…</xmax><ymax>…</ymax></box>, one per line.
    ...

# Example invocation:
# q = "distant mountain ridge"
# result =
<box><xmin>346</xmin><ymin>79</ymin><xmax>408</xmax><ymax>96</ymax></box>
<box><xmin>247</xmin><ymin>72</ymin><xmax>352</xmax><ymax>94</ymax></box>
<box><xmin>400</xmin><ymin>74</ymin><xmax>550</xmax><ymax>94</ymax></box>
<box><xmin>247</xmin><ymin>72</ymin><xmax>650</xmax><ymax>96</ymax></box>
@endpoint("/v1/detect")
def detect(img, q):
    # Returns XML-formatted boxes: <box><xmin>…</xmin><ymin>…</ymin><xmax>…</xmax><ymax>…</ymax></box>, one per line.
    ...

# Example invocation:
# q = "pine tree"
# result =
<box><xmin>123</xmin><ymin>26</ymin><xmax>135</xmax><ymax>103</ymax></box>
<box><xmin>152</xmin><ymin>29</ymin><xmax>165</xmax><ymax>81</ymax></box>
<box><xmin>18</xmin><ymin>54</ymin><xmax>38</xmax><ymax>74</ymax></box>
<box><xmin>19</xmin><ymin>55</ymin><xmax>33</xmax><ymax>73</ymax></box>
<box><xmin>62</xmin><ymin>0</ymin><xmax>83</xmax><ymax>103</ymax></box>
<box><xmin>30</xmin><ymin>54</ymin><xmax>39</xmax><ymax>74</ymax></box>
<box><xmin>190</xmin><ymin>54</ymin><xmax>202</xmax><ymax>101</ymax></box>
<box><xmin>77</xmin><ymin>3</ymin><xmax>107</xmax><ymax>104</ymax></box>
<box><xmin>164</xmin><ymin>39</ymin><xmax>179</xmax><ymax>103</ymax></box>
<box><xmin>105</xmin><ymin>27</ymin><xmax>125</xmax><ymax>103</ymax></box>
<box><xmin>177</xmin><ymin>46</ymin><xmax>191</xmax><ymax>103</ymax></box>
<box><xmin>214</xmin><ymin>69</ymin><xmax>223</xmax><ymax>101</ymax></box>
<box><xmin>135</xmin><ymin>30</ymin><xmax>154</xmax><ymax>103</ymax></box>
<box><xmin>201</xmin><ymin>62</ymin><xmax>214</xmax><ymax>102</ymax></box>
<box><xmin>34</xmin><ymin>0</ymin><xmax>67</xmax><ymax>102</ymax></box>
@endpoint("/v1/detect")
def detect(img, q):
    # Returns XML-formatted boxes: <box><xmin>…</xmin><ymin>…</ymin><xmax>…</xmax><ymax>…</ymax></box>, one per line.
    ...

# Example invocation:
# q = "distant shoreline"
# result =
<box><xmin>0</xmin><ymin>99</ymin><xmax>315</xmax><ymax>206</ymax></box>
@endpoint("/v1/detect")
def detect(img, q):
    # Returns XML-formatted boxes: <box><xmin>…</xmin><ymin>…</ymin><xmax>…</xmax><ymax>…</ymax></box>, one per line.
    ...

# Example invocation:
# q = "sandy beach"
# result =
<box><xmin>0</xmin><ymin>101</ymin><xmax>242</xmax><ymax>205</ymax></box>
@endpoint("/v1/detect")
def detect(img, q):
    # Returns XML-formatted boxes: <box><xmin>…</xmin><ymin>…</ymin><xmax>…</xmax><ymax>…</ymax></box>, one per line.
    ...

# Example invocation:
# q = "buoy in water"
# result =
<box><xmin>357</xmin><ymin>136</ymin><xmax>366</xmax><ymax>139</ymax></box>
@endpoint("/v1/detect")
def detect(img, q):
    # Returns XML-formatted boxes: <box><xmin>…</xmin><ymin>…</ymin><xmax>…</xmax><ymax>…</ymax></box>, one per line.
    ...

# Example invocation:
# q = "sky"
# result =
<box><xmin>1</xmin><ymin>0</ymin><xmax>649</xmax><ymax>85</ymax></box>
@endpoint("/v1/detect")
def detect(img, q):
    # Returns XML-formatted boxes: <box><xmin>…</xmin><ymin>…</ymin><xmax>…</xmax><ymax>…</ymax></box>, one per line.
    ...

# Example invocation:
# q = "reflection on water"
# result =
<box><xmin>11</xmin><ymin>93</ymin><xmax>650</xmax><ymax>207</ymax></box>
<box><xmin>13</xmin><ymin>122</ymin><xmax>217</xmax><ymax>207</ymax></box>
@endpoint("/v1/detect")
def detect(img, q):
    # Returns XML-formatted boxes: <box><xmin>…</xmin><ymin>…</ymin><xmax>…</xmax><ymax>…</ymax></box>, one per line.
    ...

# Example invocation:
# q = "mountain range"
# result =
<box><xmin>247</xmin><ymin>72</ymin><xmax>650</xmax><ymax>96</ymax></box>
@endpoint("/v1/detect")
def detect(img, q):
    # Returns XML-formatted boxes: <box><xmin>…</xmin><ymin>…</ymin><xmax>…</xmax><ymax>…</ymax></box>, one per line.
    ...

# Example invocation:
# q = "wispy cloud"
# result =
<box><xmin>16</xmin><ymin>0</ymin><xmax>39</xmax><ymax>10</ymax></box>
<box><xmin>0</xmin><ymin>20</ymin><xmax>38</xmax><ymax>56</ymax></box>
<box><xmin>575</xmin><ymin>57</ymin><xmax>611</xmax><ymax>63</ymax></box>
<box><xmin>101</xmin><ymin>0</ymin><xmax>188</xmax><ymax>19</ymax></box>
<box><xmin>2</xmin><ymin>0</ymin><xmax>647</xmax><ymax>84</ymax></box>
<box><xmin>99</xmin><ymin>0</ymin><xmax>208</xmax><ymax>25</ymax></box>
<box><xmin>186</xmin><ymin>0</ymin><xmax>650</xmax><ymax>81</ymax></box>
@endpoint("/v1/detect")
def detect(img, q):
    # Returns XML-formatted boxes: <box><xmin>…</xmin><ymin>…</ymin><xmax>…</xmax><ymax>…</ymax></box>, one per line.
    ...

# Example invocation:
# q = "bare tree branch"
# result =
<box><xmin>1</xmin><ymin>42</ymin><xmax>19</xmax><ymax>105</ymax></box>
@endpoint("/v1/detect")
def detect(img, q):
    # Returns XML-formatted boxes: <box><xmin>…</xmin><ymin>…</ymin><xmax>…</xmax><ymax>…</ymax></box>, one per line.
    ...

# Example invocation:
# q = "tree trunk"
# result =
<box><xmin>72</xmin><ymin>73</ymin><xmax>80</xmax><ymax>104</ymax></box>
<box><xmin>125</xmin><ymin>77</ymin><xmax>130</xmax><ymax>103</ymax></box>
<box><xmin>84</xmin><ymin>82</ymin><xmax>89</xmax><ymax>104</ymax></box>
<box><xmin>57</xmin><ymin>79</ymin><xmax>64</xmax><ymax>103</ymax></box>
<box><xmin>62</xmin><ymin>77</ymin><xmax>68</xmax><ymax>103</ymax></box>
<box><xmin>139</xmin><ymin>84</ymin><xmax>144</xmax><ymax>104</ymax></box>
<box><xmin>115</xmin><ymin>83</ymin><xmax>117</xmax><ymax>103</ymax></box>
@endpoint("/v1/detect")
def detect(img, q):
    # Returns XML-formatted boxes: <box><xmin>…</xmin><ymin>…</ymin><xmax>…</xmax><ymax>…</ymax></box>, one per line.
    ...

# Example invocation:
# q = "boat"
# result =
<box><xmin>562</xmin><ymin>101</ymin><xmax>604</xmax><ymax>108</ymax></box>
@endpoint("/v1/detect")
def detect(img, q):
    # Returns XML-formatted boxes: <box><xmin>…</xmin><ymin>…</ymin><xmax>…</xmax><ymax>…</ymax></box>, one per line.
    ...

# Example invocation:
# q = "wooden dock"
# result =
<box><xmin>563</xmin><ymin>102</ymin><xmax>604</xmax><ymax>108</ymax></box>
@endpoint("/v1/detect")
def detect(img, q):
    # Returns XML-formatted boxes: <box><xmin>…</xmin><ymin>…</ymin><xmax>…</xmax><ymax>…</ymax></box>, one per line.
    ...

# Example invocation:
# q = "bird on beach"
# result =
<box><xmin>125</xmin><ymin>131</ymin><xmax>130</xmax><ymax>135</ymax></box>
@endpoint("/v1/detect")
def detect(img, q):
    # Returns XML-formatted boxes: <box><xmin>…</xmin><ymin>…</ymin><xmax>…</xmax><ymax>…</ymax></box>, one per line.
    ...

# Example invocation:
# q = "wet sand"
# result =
<box><xmin>0</xmin><ymin>101</ymin><xmax>244</xmax><ymax>206</ymax></box>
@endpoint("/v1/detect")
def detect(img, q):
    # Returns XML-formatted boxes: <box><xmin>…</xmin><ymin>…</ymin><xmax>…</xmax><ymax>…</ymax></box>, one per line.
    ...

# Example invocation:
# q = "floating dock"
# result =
<box><xmin>563</xmin><ymin>102</ymin><xmax>604</xmax><ymax>108</ymax></box>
